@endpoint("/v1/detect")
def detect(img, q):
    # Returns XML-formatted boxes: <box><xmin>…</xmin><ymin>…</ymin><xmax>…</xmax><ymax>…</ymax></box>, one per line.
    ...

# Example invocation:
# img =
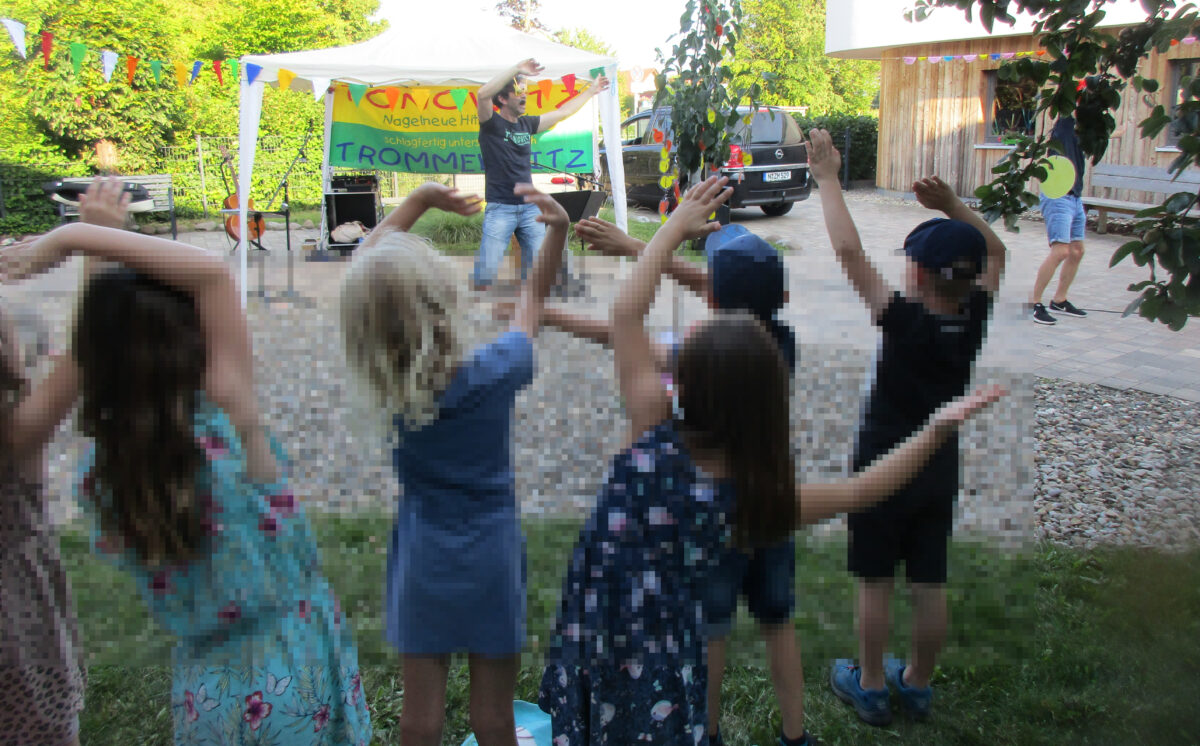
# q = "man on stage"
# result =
<box><xmin>472</xmin><ymin>58</ymin><xmax>609</xmax><ymax>291</ymax></box>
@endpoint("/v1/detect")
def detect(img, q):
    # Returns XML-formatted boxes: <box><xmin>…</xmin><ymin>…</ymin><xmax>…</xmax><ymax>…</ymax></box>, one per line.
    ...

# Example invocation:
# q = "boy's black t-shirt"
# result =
<box><xmin>854</xmin><ymin>288</ymin><xmax>994</xmax><ymax>498</ymax></box>
<box><xmin>479</xmin><ymin>114</ymin><xmax>541</xmax><ymax>205</ymax></box>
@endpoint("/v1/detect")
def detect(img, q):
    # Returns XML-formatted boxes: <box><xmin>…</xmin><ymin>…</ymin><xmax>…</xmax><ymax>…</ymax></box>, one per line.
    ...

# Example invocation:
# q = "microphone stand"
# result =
<box><xmin>533</xmin><ymin>162</ymin><xmax>609</xmax><ymax>299</ymax></box>
<box><xmin>262</xmin><ymin>130</ymin><xmax>315</xmax><ymax>307</ymax></box>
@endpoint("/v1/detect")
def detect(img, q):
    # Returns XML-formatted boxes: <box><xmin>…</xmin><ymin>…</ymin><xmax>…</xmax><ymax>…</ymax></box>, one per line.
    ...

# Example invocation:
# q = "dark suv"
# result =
<box><xmin>600</xmin><ymin>106</ymin><xmax>811</xmax><ymax>216</ymax></box>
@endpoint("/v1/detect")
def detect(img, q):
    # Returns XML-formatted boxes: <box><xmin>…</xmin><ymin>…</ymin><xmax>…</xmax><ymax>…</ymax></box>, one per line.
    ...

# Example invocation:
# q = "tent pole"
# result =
<box><xmin>319</xmin><ymin>89</ymin><xmax>334</xmax><ymax>253</ymax></box>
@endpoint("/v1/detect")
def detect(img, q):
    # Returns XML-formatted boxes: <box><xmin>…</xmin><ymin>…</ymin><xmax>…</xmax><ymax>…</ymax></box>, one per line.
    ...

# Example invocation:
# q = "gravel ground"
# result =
<box><xmin>8</xmin><ymin>282</ymin><xmax>1198</xmax><ymax>552</ymax></box>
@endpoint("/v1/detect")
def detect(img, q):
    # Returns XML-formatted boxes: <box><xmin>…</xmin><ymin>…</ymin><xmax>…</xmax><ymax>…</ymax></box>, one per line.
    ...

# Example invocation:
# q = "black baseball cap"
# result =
<box><xmin>903</xmin><ymin>218</ymin><xmax>986</xmax><ymax>279</ymax></box>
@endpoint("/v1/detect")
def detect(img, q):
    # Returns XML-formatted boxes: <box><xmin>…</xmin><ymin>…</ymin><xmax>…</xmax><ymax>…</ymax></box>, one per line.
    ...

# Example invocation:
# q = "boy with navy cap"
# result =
<box><xmin>494</xmin><ymin>220</ymin><xmax>817</xmax><ymax>746</ymax></box>
<box><xmin>807</xmin><ymin>128</ymin><xmax>1007</xmax><ymax>726</ymax></box>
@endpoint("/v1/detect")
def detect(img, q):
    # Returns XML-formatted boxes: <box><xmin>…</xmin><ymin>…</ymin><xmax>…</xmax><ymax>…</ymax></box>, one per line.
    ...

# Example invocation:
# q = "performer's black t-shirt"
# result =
<box><xmin>479</xmin><ymin>114</ymin><xmax>541</xmax><ymax>204</ymax></box>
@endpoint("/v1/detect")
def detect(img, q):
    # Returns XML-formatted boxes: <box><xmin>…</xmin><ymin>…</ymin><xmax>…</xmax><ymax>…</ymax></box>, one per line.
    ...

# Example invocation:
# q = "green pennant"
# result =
<box><xmin>150</xmin><ymin>59</ymin><xmax>163</xmax><ymax>84</ymax></box>
<box><xmin>589</xmin><ymin>66</ymin><xmax>605</xmax><ymax>79</ymax></box>
<box><xmin>227</xmin><ymin>59</ymin><xmax>239</xmax><ymax>85</ymax></box>
<box><xmin>347</xmin><ymin>83</ymin><xmax>368</xmax><ymax>106</ymax></box>
<box><xmin>449</xmin><ymin>87</ymin><xmax>468</xmax><ymax>110</ymax></box>
<box><xmin>69</xmin><ymin>42</ymin><xmax>87</xmax><ymax>76</ymax></box>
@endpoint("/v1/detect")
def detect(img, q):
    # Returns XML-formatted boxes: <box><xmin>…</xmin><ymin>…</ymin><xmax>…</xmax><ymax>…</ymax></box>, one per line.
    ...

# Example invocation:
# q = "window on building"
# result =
<box><xmin>983</xmin><ymin>70</ymin><xmax>1038</xmax><ymax>144</ymax></box>
<box><xmin>1167</xmin><ymin>58</ymin><xmax>1200</xmax><ymax>147</ymax></box>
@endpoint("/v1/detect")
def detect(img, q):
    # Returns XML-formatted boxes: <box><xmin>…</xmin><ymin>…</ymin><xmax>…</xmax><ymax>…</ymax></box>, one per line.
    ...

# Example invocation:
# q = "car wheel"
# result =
<box><xmin>760</xmin><ymin>202</ymin><xmax>793</xmax><ymax>217</ymax></box>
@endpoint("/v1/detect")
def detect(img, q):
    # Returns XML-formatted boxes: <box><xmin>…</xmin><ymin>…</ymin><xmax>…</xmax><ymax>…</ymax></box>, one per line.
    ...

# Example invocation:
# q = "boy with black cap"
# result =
<box><xmin>493</xmin><ymin>221</ymin><xmax>817</xmax><ymax>746</ymax></box>
<box><xmin>806</xmin><ymin>129</ymin><xmax>1007</xmax><ymax>726</ymax></box>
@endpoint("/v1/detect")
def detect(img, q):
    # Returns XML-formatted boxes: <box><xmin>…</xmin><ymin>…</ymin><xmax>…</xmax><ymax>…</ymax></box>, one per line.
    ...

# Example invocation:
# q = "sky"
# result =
<box><xmin>374</xmin><ymin>0</ymin><xmax>687</xmax><ymax>68</ymax></box>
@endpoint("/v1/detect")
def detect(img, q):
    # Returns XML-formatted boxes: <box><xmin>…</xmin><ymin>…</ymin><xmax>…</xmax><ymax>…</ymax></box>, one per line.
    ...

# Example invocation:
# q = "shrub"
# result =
<box><xmin>792</xmin><ymin>113</ymin><xmax>878</xmax><ymax>184</ymax></box>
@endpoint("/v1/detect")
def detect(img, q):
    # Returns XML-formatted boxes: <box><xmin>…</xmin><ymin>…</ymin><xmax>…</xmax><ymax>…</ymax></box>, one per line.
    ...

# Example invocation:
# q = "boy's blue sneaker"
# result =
<box><xmin>884</xmin><ymin>657</ymin><xmax>933</xmax><ymax>721</ymax></box>
<box><xmin>829</xmin><ymin>659</ymin><xmax>892</xmax><ymax>726</ymax></box>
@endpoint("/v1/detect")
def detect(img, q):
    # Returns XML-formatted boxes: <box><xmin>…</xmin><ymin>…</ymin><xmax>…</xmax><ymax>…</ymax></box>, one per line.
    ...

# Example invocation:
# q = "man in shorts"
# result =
<box><xmin>1030</xmin><ymin>116</ymin><xmax>1089</xmax><ymax>325</ymax></box>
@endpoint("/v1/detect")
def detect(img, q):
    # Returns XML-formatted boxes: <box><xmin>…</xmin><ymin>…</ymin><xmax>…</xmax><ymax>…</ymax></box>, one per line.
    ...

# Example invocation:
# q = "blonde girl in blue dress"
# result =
<box><xmin>0</xmin><ymin>178</ymin><xmax>371</xmax><ymax>745</ymax></box>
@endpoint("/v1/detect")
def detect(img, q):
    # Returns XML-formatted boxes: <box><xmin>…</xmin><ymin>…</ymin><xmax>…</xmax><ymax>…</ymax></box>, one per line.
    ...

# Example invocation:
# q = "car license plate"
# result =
<box><xmin>763</xmin><ymin>170</ymin><xmax>791</xmax><ymax>183</ymax></box>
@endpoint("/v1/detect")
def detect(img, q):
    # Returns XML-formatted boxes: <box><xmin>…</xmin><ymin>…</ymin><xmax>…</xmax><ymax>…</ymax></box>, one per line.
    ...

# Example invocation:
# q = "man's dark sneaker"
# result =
<box><xmin>779</xmin><ymin>731</ymin><xmax>825</xmax><ymax>746</ymax></box>
<box><xmin>1032</xmin><ymin>303</ymin><xmax>1057</xmax><ymax>325</ymax></box>
<box><xmin>1049</xmin><ymin>299</ymin><xmax>1087</xmax><ymax>317</ymax></box>
<box><xmin>830</xmin><ymin>660</ymin><xmax>892</xmax><ymax>726</ymax></box>
<box><xmin>884</xmin><ymin>657</ymin><xmax>933</xmax><ymax>721</ymax></box>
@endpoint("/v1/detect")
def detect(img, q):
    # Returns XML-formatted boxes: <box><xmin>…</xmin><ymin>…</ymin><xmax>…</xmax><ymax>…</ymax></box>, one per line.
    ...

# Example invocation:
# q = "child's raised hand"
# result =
<box><xmin>667</xmin><ymin>175</ymin><xmax>732</xmax><ymax>241</ymax></box>
<box><xmin>806</xmin><ymin>128</ymin><xmax>842</xmax><ymax>186</ymax></box>
<box><xmin>514</xmin><ymin>183</ymin><xmax>569</xmax><ymax>229</ymax></box>
<box><xmin>913</xmin><ymin>176</ymin><xmax>960</xmax><ymax>214</ymax></box>
<box><xmin>78</xmin><ymin>176</ymin><xmax>132</xmax><ymax>229</ymax></box>
<box><xmin>414</xmin><ymin>182</ymin><xmax>482</xmax><ymax>217</ymax></box>
<box><xmin>576</xmin><ymin>217</ymin><xmax>637</xmax><ymax>257</ymax></box>
<box><xmin>932</xmin><ymin>384</ymin><xmax>1007</xmax><ymax>429</ymax></box>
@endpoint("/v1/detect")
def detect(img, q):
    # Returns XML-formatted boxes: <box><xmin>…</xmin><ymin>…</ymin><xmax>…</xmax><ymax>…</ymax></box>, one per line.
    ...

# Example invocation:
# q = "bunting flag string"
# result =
<box><xmin>227</xmin><ymin>59</ymin><xmax>239</xmax><ymax>85</ymax></box>
<box><xmin>311</xmin><ymin>77</ymin><xmax>330</xmax><ymax>101</ymax></box>
<box><xmin>213</xmin><ymin>59</ymin><xmax>223</xmax><ymax>86</ymax></box>
<box><xmin>1</xmin><ymin>19</ymin><xmax>25</xmax><ymax>59</ymax></box>
<box><xmin>448</xmin><ymin>87</ymin><xmax>468</xmax><ymax>110</ymax></box>
<box><xmin>40</xmin><ymin>31</ymin><xmax>51</xmax><ymax>69</ymax></box>
<box><xmin>125</xmin><ymin>56</ymin><xmax>138</xmax><ymax>86</ymax></box>
<box><xmin>68</xmin><ymin>42</ymin><xmax>86</xmax><ymax>75</ymax></box>
<box><xmin>276</xmin><ymin>67</ymin><xmax>295</xmax><ymax>91</ymax></box>
<box><xmin>346</xmin><ymin>82</ymin><xmax>367</xmax><ymax>106</ymax></box>
<box><xmin>245</xmin><ymin>62</ymin><xmax>262</xmax><ymax>86</ymax></box>
<box><xmin>150</xmin><ymin>59</ymin><xmax>163</xmax><ymax>84</ymax></box>
<box><xmin>173</xmin><ymin>61</ymin><xmax>187</xmax><ymax>87</ymax></box>
<box><xmin>897</xmin><ymin>37</ymin><xmax>1198</xmax><ymax>64</ymax></box>
<box><xmin>101</xmin><ymin>50</ymin><xmax>117</xmax><ymax>82</ymax></box>
<box><xmin>189</xmin><ymin>60</ymin><xmax>202</xmax><ymax>85</ymax></box>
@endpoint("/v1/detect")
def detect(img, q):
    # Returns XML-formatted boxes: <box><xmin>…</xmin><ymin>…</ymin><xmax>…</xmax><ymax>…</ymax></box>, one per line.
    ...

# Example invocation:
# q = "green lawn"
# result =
<box><xmin>69</xmin><ymin>512</ymin><xmax>1200</xmax><ymax>745</ymax></box>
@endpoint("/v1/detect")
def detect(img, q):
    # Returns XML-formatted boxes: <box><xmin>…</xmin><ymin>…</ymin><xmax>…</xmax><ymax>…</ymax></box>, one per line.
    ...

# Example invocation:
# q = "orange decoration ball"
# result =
<box><xmin>653</xmin><ymin>128</ymin><xmax>664</xmax><ymax>143</ymax></box>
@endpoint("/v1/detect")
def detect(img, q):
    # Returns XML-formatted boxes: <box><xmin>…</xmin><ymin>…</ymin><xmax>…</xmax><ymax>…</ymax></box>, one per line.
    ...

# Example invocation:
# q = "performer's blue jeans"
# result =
<box><xmin>472</xmin><ymin>202</ymin><xmax>546</xmax><ymax>288</ymax></box>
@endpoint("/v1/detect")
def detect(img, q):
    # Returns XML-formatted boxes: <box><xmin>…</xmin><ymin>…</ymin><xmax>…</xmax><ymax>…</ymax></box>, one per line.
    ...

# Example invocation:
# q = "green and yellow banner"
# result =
<box><xmin>329</xmin><ymin>81</ymin><xmax>594</xmax><ymax>174</ymax></box>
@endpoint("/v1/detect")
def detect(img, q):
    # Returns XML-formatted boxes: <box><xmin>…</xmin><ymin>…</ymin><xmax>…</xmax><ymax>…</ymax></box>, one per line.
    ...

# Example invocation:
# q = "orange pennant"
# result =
<box><xmin>537</xmin><ymin>79</ymin><xmax>553</xmax><ymax>98</ymax></box>
<box><xmin>383</xmin><ymin>86</ymin><xmax>400</xmax><ymax>109</ymax></box>
<box><xmin>125</xmin><ymin>56</ymin><xmax>138</xmax><ymax>86</ymax></box>
<box><xmin>277</xmin><ymin>68</ymin><xmax>295</xmax><ymax>91</ymax></box>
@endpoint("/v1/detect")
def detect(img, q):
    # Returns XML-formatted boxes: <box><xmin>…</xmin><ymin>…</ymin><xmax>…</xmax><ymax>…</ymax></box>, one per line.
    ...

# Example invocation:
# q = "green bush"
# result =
<box><xmin>0</xmin><ymin>157</ymin><xmax>90</xmax><ymax>235</ymax></box>
<box><xmin>792</xmin><ymin>113</ymin><xmax>879</xmax><ymax>184</ymax></box>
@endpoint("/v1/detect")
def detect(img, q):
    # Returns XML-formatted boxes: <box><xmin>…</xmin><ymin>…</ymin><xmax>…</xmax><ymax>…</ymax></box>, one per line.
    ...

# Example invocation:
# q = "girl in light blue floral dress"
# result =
<box><xmin>0</xmin><ymin>178</ymin><xmax>371</xmax><ymax>745</ymax></box>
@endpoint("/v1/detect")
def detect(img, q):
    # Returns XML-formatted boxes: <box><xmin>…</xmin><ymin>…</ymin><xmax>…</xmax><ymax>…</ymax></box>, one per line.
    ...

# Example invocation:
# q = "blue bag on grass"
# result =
<box><xmin>460</xmin><ymin>700</ymin><xmax>551</xmax><ymax>746</ymax></box>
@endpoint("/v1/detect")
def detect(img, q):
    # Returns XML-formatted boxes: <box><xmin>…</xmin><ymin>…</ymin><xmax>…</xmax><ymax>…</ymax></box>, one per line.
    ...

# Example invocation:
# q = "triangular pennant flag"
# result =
<box><xmin>189</xmin><ymin>60</ymin><xmax>202</xmax><ymax>84</ymax></box>
<box><xmin>448</xmin><ymin>87</ymin><xmax>468</xmax><ymax>110</ymax></box>
<box><xmin>40</xmin><ymin>31</ymin><xmax>51</xmax><ymax>69</ymax></box>
<box><xmin>347</xmin><ymin>83</ymin><xmax>367</xmax><ymax>105</ymax></box>
<box><xmin>383</xmin><ymin>86</ymin><xmax>400</xmax><ymax>109</ymax></box>
<box><xmin>589</xmin><ymin>66</ymin><xmax>604</xmax><ymax>79</ymax></box>
<box><xmin>174</xmin><ymin>61</ymin><xmax>188</xmax><ymax>87</ymax></box>
<box><xmin>276</xmin><ymin>68</ymin><xmax>295</xmax><ymax>91</ymax></box>
<box><xmin>227</xmin><ymin>59</ymin><xmax>239</xmax><ymax>84</ymax></box>
<box><xmin>2</xmin><ymin>19</ymin><xmax>26</xmax><ymax>59</ymax></box>
<box><xmin>245</xmin><ymin>62</ymin><xmax>262</xmax><ymax>85</ymax></box>
<box><xmin>101</xmin><ymin>50</ymin><xmax>117</xmax><ymax>82</ymax></box>
<box><xmin>68</xmin><ymin>42</ymin><xmax>86</xmax><ymax>75</ymax></box>
<box><xmin>537</xmin><ymin>79</ymin><xmax>553</xmax><ymax>98</ymax></box>
<box><xmin>213</xmin><ymin>59</ymin><xmax>223</xmax><ymax>85</ymax></box>
<box><xmin>562</xmin><ymin>73</ymin><xmax>577</xmax><ymax>94</ymax></box>
<box><xmin>410</xmin><ymin>88</ymin><xmax>430</xmax><ymax>111</ymax></box>
<box><xmin>150</xmin><ymin>59</ymin><xmax>163</xmax><ymax>83</ymax></box>
<box><xmin>125</xmin><ymin>56</ymin><xmax>138</xmax><ymax>85</ymax></box>
<box><xmin>963</xmin><ymin>54</ymin><xmax>978</xmax><ymax>62</ymax></box>
<box><xmin>310</xmin><ymin>77</ymin><xmax>330</xmax><ymax>101</ymax></box>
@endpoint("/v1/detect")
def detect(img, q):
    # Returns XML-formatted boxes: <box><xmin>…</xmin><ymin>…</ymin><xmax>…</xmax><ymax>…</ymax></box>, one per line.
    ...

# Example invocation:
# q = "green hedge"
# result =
<box><xmin>792</xmin><ymin>113</ymin><xmax>878</xmax><ymax>184</ymax></box>
<box><xmin>0</xmin><ymin>158</ymin><xmax>90</xmax><ymax>235</ymax></box>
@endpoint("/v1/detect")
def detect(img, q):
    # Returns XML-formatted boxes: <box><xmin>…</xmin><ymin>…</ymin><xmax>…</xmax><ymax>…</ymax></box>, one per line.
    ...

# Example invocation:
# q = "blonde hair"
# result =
<box><xmin>339</xmin><ymin>229</ymin><xmax>465</xmax><ymax>432</ymax></box>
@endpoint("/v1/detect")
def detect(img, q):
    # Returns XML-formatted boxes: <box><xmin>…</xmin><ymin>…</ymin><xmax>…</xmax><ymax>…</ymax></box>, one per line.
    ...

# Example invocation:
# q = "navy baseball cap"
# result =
<box><xmin>903</xmin><ymin>218</ymin><xmax>986</xmax><ymax>279</ymax></box>
<box><xmin>705</xmin><ymin>225</ymin><xmax>785</xmax><ymax>318</ymax></box>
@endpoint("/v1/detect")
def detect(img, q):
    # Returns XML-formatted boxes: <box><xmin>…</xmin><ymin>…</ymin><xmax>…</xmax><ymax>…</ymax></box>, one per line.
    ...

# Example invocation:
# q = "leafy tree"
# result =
<box><xmin>910</xmin><ymin>0</ymin><xmax>1200</xmax><ymax>330</ymax></box>
<box><xmin>732</xmin><ymin>0</ymin><xmax>879</xmax><ymax>114</ymax></box>
<box><xmin>495</xmin><ymin>0</ymin><xmax>548</xmax><ymax>32</ymax></box>
<box><xmin>552</xmin><ymin>28</ymin><xmax>615</xmax><ymax>57</ymax></box>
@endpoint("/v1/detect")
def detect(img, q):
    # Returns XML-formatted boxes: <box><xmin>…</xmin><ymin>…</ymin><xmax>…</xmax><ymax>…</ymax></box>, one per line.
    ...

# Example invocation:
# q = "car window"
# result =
<box><xmin>623</xmin><ymin>114</ymin><xmax>651</xmax><ymax>144</ymax></box>
<box><xmin>732</xmin><ymin>109</ymin><xmax>790</xmax><ymax>144</ymax></box>
<box><xmin>649</xmin><ymin>109</ymin><xmax>673</xmax><ymax>140</ymax></box>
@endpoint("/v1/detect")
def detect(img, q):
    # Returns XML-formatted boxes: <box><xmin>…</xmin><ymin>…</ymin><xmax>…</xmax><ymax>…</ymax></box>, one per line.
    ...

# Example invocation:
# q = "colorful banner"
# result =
<box><xmin>329</xmin><ymin>81</ymin><xmax>594</xmax><ymax>175</ymax></box>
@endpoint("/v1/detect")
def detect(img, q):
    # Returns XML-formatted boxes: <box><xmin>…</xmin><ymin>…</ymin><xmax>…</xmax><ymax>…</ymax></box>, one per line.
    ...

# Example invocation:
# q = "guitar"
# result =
<box><xmin>216</xmin><ymin>144</ymin><xmax>265</xmax><ymax>243</ymax></box>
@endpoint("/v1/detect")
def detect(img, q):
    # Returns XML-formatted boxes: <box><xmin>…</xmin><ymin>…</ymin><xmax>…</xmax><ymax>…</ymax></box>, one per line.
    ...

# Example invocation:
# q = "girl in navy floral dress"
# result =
<box><xmin>538</xmin><ymin>176</ymin><xmax>1005</xmax><ymax>745</ymax></box>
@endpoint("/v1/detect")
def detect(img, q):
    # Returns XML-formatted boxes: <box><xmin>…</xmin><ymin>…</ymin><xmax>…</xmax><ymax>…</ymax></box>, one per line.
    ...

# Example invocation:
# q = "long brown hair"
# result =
<box><xmin>73</xmin><ymin>268</ymin><xmax>209</xmax><ymax>567</ymax></box>
<box><xmin>675</xmin><ymin>312</ymin><xmax>795</xmax><ymax>548</ymax></box>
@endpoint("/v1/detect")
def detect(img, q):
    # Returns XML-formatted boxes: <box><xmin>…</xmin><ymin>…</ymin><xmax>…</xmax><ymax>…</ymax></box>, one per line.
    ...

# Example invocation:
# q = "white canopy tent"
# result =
<box><xmin>235</xmin><ymin>14</ymin><xmax>627</xmax><ymax>305</ymax></box>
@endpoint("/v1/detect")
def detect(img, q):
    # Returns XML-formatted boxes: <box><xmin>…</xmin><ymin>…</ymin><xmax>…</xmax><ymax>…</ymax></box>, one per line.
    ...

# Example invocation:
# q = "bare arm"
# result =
<box><xmin>914</xmin><ymin>176</ymin><xmax>1008</xmax><ymax>295</ymax></box>
<box><xmin>477</xmin><ymin>59</ymin><xmax>543</xmax><ymax>125</ymax></box>
<box><xmin>612</xmin><ymin>176</ymin><xmax>731</xmax><ymax>440</ymax></box>
<box><xmin>537</xmin><ymin>76</ymin><xmax>610</xmax><ymax>133</ymax></box>
<box><xmin>364</xmin><ymin>183</ymin><xmax>482</xmax><ymax>244</ymax></box>
<box><xmin>796</xmin><ymin>385</ymin><xmax>1005</xmax><ymax>526</ymax></box>
<box><xmin>509</xmin><ymin>185</ymin><xmax>571</xmax><ymax>339</ymax></box>
<box><xmin>808</xmin><ymin>128</ymin><xmax>892</xmax><ymax>321</ymax></box>
<box><xmin>575</xmin><ymin>216</ymin><xmax>710</xmax><ymax>299</ymax></box>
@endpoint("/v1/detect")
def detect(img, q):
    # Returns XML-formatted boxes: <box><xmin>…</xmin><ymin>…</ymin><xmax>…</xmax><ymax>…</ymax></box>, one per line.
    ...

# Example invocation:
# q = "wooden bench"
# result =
<box><xmin>54</xmin><ymin>174</ymin><xmax>178</xmax><ymax>239</ymax></box>
<box><xmin>1085</xmin><ymin>163</ymin><xmax>1200</xmax><ymax>233</ymax></box>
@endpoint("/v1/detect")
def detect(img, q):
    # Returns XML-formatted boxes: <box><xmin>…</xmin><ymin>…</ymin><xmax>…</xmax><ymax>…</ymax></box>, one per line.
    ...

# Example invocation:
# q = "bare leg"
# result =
<box><xmin>1029</xmin><ymin>242</ymin><xmax>1071</xmax><ymax>304</ymax></box>
<box><xmin>906</xmin><ymin>583</ymin><xmax>948</xmax><ymax>689</ymax></box>
<box><xmin>468</xmin><ymin>654</ymin><xmax>520</xmax><ymax>746</ymax></box>
<box><xmin>400</xmin><ymin>654</ymin><xmax>452</xmax><ymax>746</ymax></box>
<box><xmin>706</xmin><ymin>636</ymin><xmax>728</xmax><ymax>738</ymax></box>
<box><xmin>1051</xmin><ymin>241</ymin><xmax>1085</xmax><ymax>304</ymax></box>
<box><xmin>761</xmin><ymin>622</ymin><xmax>807</xmax><ymax>740</ymax></box>
<box><xmin>857</xmin><ymin>579</ymin><xmax>893</xmax><ymax>691</ymax></box>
